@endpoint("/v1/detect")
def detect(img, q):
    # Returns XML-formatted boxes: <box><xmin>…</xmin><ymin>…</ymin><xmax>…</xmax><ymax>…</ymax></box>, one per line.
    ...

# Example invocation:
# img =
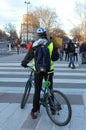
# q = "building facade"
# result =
<box><xmin>20</xmin><ymin>13</ymin><xmax>40</xmax><ymax>44</ymax></box>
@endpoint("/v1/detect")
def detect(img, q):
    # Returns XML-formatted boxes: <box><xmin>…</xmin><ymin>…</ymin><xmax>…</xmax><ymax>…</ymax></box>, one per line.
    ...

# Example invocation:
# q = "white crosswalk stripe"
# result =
<box><xmin>0</xmin><ymin>78</ymin><xmax>86</xmax><ymax>83</ymax></box>
<box><xmin>0</xmin><ymin>62</ymin><xmax>86</xmax><ymax>93</ymax></box>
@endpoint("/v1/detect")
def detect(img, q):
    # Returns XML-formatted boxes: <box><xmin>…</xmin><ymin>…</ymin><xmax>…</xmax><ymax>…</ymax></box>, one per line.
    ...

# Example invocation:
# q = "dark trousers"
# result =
<box><xmin>32</xmin><ymin>72</ymin><xmax>53</xmax><ymax>112</ymax></box>
<box><xmin>68</xmin><ymin>52</ymin><xmax>75</xmax><ymax>68</ymax></box>
<box><xmin>82</xmin><ymin>51</ymin><xmax>86</xmax><ymax>64</ymax></box>
<box><xmin>74</xmin><ymin>53</ymin><xmax>78</xmax><ymax>61</ymax></box>
<box><xmin>65</xmin><ymin>52</ymin><xmax>69</xmax><ymax>61</ymax></box>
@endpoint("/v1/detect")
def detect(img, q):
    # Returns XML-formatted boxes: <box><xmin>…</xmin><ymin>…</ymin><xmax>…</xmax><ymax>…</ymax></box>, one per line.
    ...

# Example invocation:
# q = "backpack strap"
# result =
<box><xmin>45</xmin><ymin>41</ymin><xmax>50</xmax><ymax>47</ymax></box>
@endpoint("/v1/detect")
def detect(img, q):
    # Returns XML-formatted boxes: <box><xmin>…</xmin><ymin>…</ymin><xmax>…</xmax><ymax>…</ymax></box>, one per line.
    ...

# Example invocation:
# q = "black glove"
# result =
<box><xmin>21</xmin><ymin>63</ymin><xmax>28</xmax><ymax>68</ymax></box>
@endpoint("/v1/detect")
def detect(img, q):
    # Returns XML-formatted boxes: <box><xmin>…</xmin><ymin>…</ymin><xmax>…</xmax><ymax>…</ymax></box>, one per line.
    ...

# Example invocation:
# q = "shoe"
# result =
<box><xmin>30</xmin><ymin>111</ymin><xmax>37</xmax><ymax>119</ymax></box>
<box><xmin>72</xmin><ymin>66</ymin><xmax>75</xmax><ymax>69</ymax></box>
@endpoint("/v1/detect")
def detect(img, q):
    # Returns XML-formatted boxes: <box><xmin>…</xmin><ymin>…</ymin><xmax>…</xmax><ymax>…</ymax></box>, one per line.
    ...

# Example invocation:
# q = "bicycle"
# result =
<box><xmin>20</xmin><ymin>66</ymin><xmax>72</xmax><ymax>126</ymax></box>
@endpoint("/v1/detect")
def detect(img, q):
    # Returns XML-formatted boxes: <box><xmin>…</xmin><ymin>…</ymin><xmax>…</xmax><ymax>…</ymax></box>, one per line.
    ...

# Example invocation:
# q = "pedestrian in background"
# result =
<box><xmin>26</xmin><ymin>42</ymin><xmax>32</xmax><ymax>52</ymax></box>
<box><xmin>15</xmin><ymin>38</ymin><xmax>21</xmax><ymax>54</ymax></box>
<box><xmin>67</xmin><ymin>39</ymin><xmax>75</xmax><ymax>69</ymax></box>
<box><xmin>80</xmin><ymin>41</ymin><xmax>86</xmax><ymax>64</ymax></box>
<box><xmin>64</xmin><ymin>43</ymin><xmax>69</xmax><ymax>61</ymax></box>
<box><xmin>16</xmin><ymin>43</ymin><xmax>20</xmax><ymax>54</ymax></box>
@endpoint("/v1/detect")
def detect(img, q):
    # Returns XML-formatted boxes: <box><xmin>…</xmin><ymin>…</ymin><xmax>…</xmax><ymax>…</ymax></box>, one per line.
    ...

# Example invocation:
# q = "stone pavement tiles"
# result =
<box><xmin>0</xmin><ymin>92</ymin><xmax>86</xmax><ymax>130</ymax></box>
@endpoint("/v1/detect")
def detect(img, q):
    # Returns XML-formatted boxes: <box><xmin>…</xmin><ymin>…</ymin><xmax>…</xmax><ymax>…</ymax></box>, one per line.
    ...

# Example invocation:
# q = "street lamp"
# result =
<box><xmin>24</xmin><ymin>1</ymin><xmax>30</xmax><ymax>44</ymax></box>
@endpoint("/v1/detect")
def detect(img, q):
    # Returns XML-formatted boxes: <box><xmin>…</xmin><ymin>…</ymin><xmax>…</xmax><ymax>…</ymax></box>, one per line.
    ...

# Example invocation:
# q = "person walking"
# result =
<box><xmin>21</xmin><ymin>27</ymin><xmax>59</xmax><ymax>119</ymax></box>
<box><xmin>80</xmin><ymin>41</ymin><xmax>86</xmax><ymax>64</ymax></box>
<box><xmin>67</xmin><ymin>39</ymin><xmax>75</xmax><ymax>69</ymax></box>
<box><xmin>64</xmin><ymin>43</ymin><xmax>69</xmax><ymax>61</ymax></box>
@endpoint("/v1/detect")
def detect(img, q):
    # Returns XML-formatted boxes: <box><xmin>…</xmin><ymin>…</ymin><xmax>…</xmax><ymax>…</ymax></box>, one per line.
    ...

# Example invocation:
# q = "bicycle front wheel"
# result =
<box><xmin>45</xmin><ymin>90</ymin><xmax>72</xmax><ymax>126</ymax></box>
<box><xmin>20</xmin><ymin>80</ymin><xmax>32</xmax><ymax>109</ymax></box>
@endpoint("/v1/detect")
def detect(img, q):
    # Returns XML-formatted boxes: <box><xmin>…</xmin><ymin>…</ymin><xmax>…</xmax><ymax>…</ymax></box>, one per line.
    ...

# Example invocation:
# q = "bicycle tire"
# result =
<box><xmin>45</xmin><ymin>90</ymin><xmax>72</xmax><ymax>126</ymax></box>
<box><xmin>20</xmin><ymin>80</ymin><xmax>31</xmax><ymax>109</ymax></box>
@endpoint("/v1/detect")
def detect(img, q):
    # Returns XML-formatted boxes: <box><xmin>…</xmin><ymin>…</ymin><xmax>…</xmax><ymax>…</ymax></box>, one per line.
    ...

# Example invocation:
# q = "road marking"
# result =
<box><xmin>0</xmin><ymin>78</ymin><xmax>86</xmax><ymax>84</ymax></box>
<box><xmin>0</xmin><ymin>63</ymin><xmax>79</xmax><ymax>67</ymax></box>
<box><xmin>0</xmin><ymin>67</ymin><xmax>86</xmax><ymax>71</ymax></box>
<box><xmin>0</xmin><ymin>71</ymin><xmax>86</xmax><ymax>76</ymax></box>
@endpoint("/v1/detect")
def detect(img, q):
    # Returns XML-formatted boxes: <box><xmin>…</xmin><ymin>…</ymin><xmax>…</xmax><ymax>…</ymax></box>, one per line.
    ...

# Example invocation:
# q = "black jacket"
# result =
<box><xmin>21</xmin><ymin>42</ymin><xmax>59</xmax><ymax>67</ymax></box>
<box><xmin>67</xmin><ymin>42</ymin><xmax>75</xmax><ymax>53</ymax></box>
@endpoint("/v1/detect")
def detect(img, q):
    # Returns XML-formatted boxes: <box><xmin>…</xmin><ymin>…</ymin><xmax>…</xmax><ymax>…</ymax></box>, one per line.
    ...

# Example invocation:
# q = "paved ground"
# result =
<box><xmin>0</xmin><ymin>53</ymin><xmax>86</xmax><ymax>130</ymax></box>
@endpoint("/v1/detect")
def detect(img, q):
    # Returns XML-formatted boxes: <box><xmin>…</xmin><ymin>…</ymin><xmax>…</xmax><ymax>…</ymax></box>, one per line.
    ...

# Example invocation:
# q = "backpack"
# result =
<box><xmin>34</xmin><ymin>42</ymin><xmax>50</xmax><ymax>73</ymax></box>
<box><xmin>51</xmin><ymin>45</ymin><xmax>59</xmax><ymax>61</ymax></box>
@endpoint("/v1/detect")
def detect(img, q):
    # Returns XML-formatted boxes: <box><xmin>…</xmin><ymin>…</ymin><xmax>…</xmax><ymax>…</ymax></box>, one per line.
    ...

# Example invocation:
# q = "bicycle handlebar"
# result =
<box><xmin>25</xmin><ymin>65</ymin><xmax>54</xmax><ymax>75</ymax></box>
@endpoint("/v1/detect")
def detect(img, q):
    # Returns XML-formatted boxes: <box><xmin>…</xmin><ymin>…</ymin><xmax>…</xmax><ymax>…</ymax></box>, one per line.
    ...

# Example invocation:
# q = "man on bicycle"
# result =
<box><xmin>21</xmin><ymin>27</ymin><xmax>59</xmax><ymax>119</ymax></box>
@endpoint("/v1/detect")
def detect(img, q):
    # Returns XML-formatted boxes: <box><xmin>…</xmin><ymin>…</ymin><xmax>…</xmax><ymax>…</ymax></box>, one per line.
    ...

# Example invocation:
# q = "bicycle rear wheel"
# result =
<box><xmin>45</xmin><ymin>90</ymin><xmax>72</xmax><ymax>126</ymax></box>
<box><xmin>20</xmin><ymin>80</ymin><xmax>32</xmax><ymax>109</ymax></box>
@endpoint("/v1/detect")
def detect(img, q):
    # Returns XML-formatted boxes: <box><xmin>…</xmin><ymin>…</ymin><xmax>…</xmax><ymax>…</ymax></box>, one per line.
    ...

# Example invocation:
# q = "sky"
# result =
<box><xmin>0</xmin><ymin>0</ymin><xmax>85</xmax><ymax>35</ymax></box>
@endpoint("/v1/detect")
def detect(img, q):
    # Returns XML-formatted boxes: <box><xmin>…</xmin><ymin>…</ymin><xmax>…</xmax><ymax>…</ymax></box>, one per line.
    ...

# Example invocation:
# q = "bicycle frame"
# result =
<box><xmin>27</xmin><ymin>66</ymin><xmax>34</xmax><ymax>80</ymax></box>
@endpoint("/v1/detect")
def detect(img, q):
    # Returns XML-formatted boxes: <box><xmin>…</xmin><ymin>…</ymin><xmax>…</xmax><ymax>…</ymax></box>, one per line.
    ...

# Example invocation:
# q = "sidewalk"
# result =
<box><xmin>0</xmin><ymin>53</ymin><xmax>86</xmax><ymax>130</ymax></box>
<box><xmin>0</xmin><ymin>87</ymin><xmax>86</xmax><ymax>130</ymax></box>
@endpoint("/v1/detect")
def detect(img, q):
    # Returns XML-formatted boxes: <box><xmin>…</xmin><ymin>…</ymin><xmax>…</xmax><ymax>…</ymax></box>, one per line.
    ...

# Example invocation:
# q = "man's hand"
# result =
<box><xmin>21</xmin><ymin>63</ymin><xmax>28</xmax><ymax>68</ymax></box>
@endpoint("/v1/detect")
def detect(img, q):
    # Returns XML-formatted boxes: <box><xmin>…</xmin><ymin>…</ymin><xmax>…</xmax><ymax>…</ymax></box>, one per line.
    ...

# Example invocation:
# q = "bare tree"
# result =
<box><xmin>75</xmin><ymin>1</ymin><xmax>86</xmax><ymax>41</ymax></box>
<box><xmin>33</xmin><ymin>6</ymin><xmax>60</xmax><ymax>32</ymax></box>
<box><xmin>4</xmin><ymin>23</ymin><xmax>18</xmax><ymax>39</ymax></box>
<box><xmin>21</xmin><ymin>7</ymin><xmax>65</xmax><ymax>40</ymax></box>
<box><xmin>70</xmin><ymin>26</ymin><xmax>82</xmax><ymax>41</ymax></box>
<box><xmin>0</xmin><ymin>29</ymin><xmax>7</xmax><ymax>39</ymax></box>
<box><xmin>51</xmin><ymin>27</ymin><xmax>66</xmax><ymax>37</ymax></box>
